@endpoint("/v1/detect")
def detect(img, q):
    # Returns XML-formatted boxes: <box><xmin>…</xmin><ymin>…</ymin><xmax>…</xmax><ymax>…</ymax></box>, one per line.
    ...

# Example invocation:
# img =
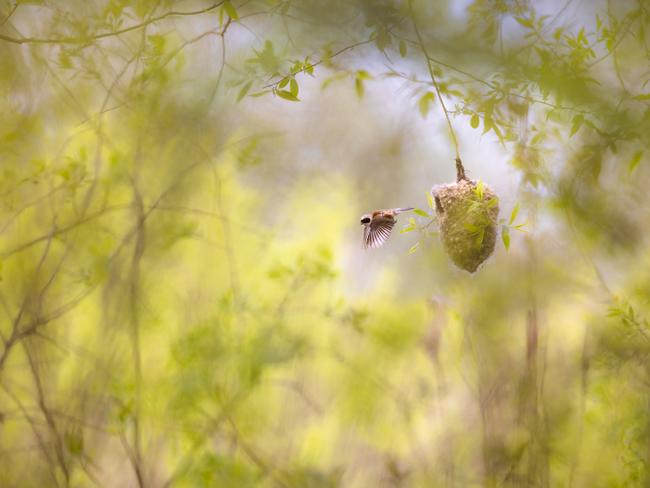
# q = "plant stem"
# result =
<box><xmin>409</xmin><ymin>0</ymin><xmax>467</xmax><ymax>181</ymax></box>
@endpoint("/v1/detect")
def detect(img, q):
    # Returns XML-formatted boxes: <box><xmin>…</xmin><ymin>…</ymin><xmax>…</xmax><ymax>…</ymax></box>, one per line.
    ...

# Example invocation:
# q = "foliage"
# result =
<box><xmin>1</xmin><ymin>0</ymin><xmax>650</xmax><ymax>486</ymax></box>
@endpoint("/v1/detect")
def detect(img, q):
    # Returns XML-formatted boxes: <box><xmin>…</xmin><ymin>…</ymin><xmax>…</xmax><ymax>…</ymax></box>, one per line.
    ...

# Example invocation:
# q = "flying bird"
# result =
<box><xmin>360</xmin><ymin>207</ymin><xmax>414</xmax><ymax>249</ymax></box>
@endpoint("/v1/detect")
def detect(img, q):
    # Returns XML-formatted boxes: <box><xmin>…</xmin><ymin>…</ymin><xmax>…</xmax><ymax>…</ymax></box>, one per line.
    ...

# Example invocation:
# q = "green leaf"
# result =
<box><xmin>277</xmin><ymin>90</ymin><xmax>300</xmax><ymax>101</ymax></box>
<box><xmin>426</xmin><ymin>191</ymin><xmax>435</xmax><ymax>210</ymax></box>
<box><xmin>570</xmin><ymin>114</ymin><xmax>584</xmax><ymax>137</ymax></box>
<box><xmin>400</xmin><ymin>226</ymin><xmax>415</xmax><ymax>233</ymax></box>
<box><xmin>419</xmin><ymin>96</ymin><xmax>429</xmax><ymax>117</ymax></box>
<box><xmin>304</xmin><ymin>58</ymin><xmax>314</xmax><ymax>75</ymax></box>
<box><xmin>413</xmin><ymin>208</ymin><xmax>429</xmax><ymax>217</ymax></box>
<box><xmin>223</xmin><ymin>1</ymin><xmax>239</xmax><ymax>20</ymax></box>
<box><xmin>236</xmin><ymin>80</ymin><xmax>252</xmax><ymax>102</ymax></box>
<box><xmin>515</xmin><ymin>16</ymin><xmax>533</xmax><ymax>28</ymax></box>
<box><xmin>629</xmin><ymin>151</ymin><xmax>643</xmax><ymax>172</ymax></box>
<box><xmin>492</xmin><ymin>123</ymin><xmax>505</xmax><ymax>147</ymax></box>
<box><xmin>399</xmin><ymin>39</ymin><xmax>407</xmax><ymax>57</ymax></box>
<box><xmin>356</xmin><ymin>70</ymin><xmax>372</xmax><ymax>80</ymax></box>
<box><xmin>374</xmin><ymin>26</ymin><xmax>391</xmax><ymax>51</ymax></box>
<box><xmin>419</xmin><ymin>92</ymin><xmax>434</xmax><ymax>118</ymax></box>
<box><xmin>501</xmin><ymin>225</ymin><xmax>511</xmax><ymax>251</ymax></box>
<box><xmin>482</xmin><ymin>115</ymin><xmax>493</xmax><ymax>134</ymax></box>
<box><xmin>355</xmin><ymin>78</ymin><xmax>364</xmax><ymax>99</ymax></box>
<box><xmin>509</xmin><ymin>202</ymin><xmax>520</xmax><ymax>225</ymax></box>
<box><xmin>470</xmin><ymin>113</ymin><xmax>480</xmax><ymax>129</ymax></box>
<box><xmin>475</xmin><ymin>180</ymin><xmax>484</xmax><ymax>199</ymax></box>
<box><xmin>289</xmin><ymin>78</ymin><xmax>299</xmax><ymax>97</ymax></box>
<box><xmin>530</xmin><ymin>131</ymin><xmax>545</xmax><ymax>145</ymax></box>
<box><xmin>64</xmin><ymin>431</ymin><xmax>84</xmax><ymax>456</ymax></box>
<box><xmin>464</xmin><ymin>223</ymin><xmax>480</xmax><ymax>232</ymax></box>
<box><xmin>632</xmin><ymin>93</ymin><xmax>650</xmax><ymax>100</ymax></box>
<box><xmin>290</xmin><ymin>60</ymin><xmax>302</xmax><ymax>74</ymax></box>
<box><xmin>147</xmin><ymin>34</ymin><xmax>166</xmax><ymax>54</ymax></box>
<box><xmin>409</xmin><ymin>217</ymin><xmax>416</xmax><ymax>227</ymax></box>
<box><xmin>250</xmin><ymin>89</ymin><xmax>271</xmax><ymax>97</ymax></box>
<box><xmin>278</xmin><ymin>76</ymin><xmax>289</xmax><ymax>89</ymax></box>
<box><xmin>408</xmin><ymin>242</ymin><xmax>420</xmax><ymax>254</ymax></box>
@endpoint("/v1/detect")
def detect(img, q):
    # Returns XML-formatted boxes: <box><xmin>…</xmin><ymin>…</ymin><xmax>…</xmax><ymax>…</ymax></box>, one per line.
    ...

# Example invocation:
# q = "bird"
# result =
<box><xmin>360</xmin><ymin>207</ymin><xmax>414</xmax><ymax>249</ymax></box>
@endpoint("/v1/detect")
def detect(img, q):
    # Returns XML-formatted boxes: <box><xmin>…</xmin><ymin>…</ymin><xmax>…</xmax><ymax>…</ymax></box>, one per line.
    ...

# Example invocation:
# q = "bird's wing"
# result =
<box><xmin>364</xmin><ymin>215</ymin><xmax>396</xmax><ymax>249</ymax></box>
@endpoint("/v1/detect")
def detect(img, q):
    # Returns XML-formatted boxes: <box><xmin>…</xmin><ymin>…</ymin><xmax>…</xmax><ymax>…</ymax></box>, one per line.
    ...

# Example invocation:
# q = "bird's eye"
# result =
<box><xmin>360</xmin><ymin>217</ymin><xmax>371</xmax><ymax>224</ymax></box>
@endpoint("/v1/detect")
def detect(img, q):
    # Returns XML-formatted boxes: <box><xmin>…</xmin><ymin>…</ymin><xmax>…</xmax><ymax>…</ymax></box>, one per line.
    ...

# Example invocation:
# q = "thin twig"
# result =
<box><xmin>0</xmin><ymin>2</ymin><xmax>226</xmax><ymax>45</ymax></box>
<box><xmin>408</xmin><ymin>0</ymin><xmax>465</xmax><ymax>179</ymax></box>
<box><xmin>0</xmin><ymin>2</ymin><xmax>17</xmax><ymax>27</ymax></box>
<box><xmin>262</xmin><ymin>37</ymin><xmax>377</xmax><ymax>90</ymax></box>
<box><xmin>386</xmin><ymin>38</ymin><xmax>597</xmax><ymax>116</ymax></box>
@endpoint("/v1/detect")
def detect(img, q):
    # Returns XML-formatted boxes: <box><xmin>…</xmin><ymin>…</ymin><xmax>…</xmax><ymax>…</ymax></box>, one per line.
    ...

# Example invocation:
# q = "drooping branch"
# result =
<box><xmin>455</xmin><ymin>157</ymin><xmax>468</xmax><ymax>182</ymax></box>
<box><xmin>408</xmin><ymin>0</ymin><xmax>466</xmax><ymax>180</ymax></box>
<box><xmin>262</xmin><ymin>37</ymin><xmax>377</xmax><ymax>91</ymax></box>
<box><xmin>0</xmin><ymin>2</ymin><xmax>225</xmax><ymax>45</ymax></box>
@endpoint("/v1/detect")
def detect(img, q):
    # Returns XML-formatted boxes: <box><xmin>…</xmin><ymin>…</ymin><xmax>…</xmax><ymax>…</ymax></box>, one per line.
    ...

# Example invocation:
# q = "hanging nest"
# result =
<box><xmin>433</xmin><ymin>159</ymin><xmax>499</xmax><ymax>273</ymax></box>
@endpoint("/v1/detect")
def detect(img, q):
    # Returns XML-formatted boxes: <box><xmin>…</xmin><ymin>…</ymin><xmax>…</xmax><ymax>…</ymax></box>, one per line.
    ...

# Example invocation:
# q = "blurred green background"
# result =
<box><xmin>1</xmin><ymin>0</ymin><xmax>650</xmax><ymax>486</ymax></box>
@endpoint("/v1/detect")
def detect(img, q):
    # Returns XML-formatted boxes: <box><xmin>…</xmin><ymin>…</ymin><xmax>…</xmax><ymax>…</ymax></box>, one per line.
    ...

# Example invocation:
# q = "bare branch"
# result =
<box><xmin>0</xmin><ymin>2</ymin><xmax>226</xmax><ymax>45</ymax></box>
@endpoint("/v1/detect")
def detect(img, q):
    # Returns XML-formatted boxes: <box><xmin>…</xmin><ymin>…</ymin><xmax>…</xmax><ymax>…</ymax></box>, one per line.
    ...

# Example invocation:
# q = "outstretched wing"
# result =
<box><xmin>363</xmin><ymin>215</ymin><xmax>396</xmax><ymax>249</ymax></box>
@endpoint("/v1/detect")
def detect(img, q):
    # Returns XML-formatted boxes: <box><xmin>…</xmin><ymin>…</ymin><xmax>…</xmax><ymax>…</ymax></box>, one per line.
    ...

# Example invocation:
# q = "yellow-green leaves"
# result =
<box><xmin>470</xmin><ymin>113</ymin><xmax>480</xmax><ymax>129</ymax></box>
<box><xmin>373</xmin><ymin>25</ymin><xmax>391</xmax><ymax>52</ymax></box>
<box><xmin>501</xmin><ymin>225</ymin><xmax>510</xmax><ymax>251</ymax></box>
<box><xmin>276</xmin><ymin>74</ymin><xmax>300</xmax><ymax>101</ymax></box>
<box><xmin>289</xmin><ymin>78</ymin><xmax>299</xmax><ymax>97</ymax></box>
<box><xmin>628</xmin><ymin>151</ymin><xmax>643</xmax><ymax>173</ymax></box>
<box><xmin>474</xmin><ymin>179</ymin><xmax>484</xmax><ymax>200</ymax></box>
<box><xmin>269</xmin><ymin>57</ymin><xmax>315</xmax><ymax>103</ymax></box>
<box><xmin>514</xmin><ymin>16</ymin><xmax>534</xmax><ymax>29</ymax></box>
<box><xmin>354</xmin><ymin>70</ymin><xmax>372</xmax><ymax>100</ymax></box>
<box><xmin>426</xmin><ymin>191</ymin><xmax>435</xmax><ymax>210</ymax></box>
<box><xmin>223</xmin><ymin>1</ymin><xmax>239</xmax><ymax>20</ymax></box>
<box><xmin>236</xmin><ymin>80</ymin><xmax>253</xmax><ymax>102</ymax></box>
<box><xmin>418</xmin><ymin>92</ymin><xmax>435</xmax><ymax>118</ymax></box>
<box><xmin>277</xmin><ymin>89</ymin><xmax>299</xmax><ymax>102</ymax></box>
<box><xmin>398</xmin><ymin>39</ymin><xmax>407</xmax><ymax>57</ymax></box>
<box><xmin>401</xmin><ymin>217</ymin><xmax>417</xmax><ymax>234</ymax></box>
<box><xmin>570</xmin><ymin>114</ymin><xmax>584</xmax><ymax>137</ymax></box>
<box><xmin>500</xmin><ymin>203</ymin><xmax>526</xmax><ymax>252</ymax></box>
<box><xmin>303</xmin><ymin>57</ymin><xmax>314</xmax><ymax>76</ymax></box>
<box><xmin>249</xmin><ymin>40</ymin><xmax>280</xmax><ymax>74</ymax></box>
<box><xmin>509</xmin><ymin>202</ymin><xmax>519</xmax><ymax>225</ymax></box>
<box><xmin>355</xmin><ymin>78</ymin><xmax>364</xmax><ymax>99</ymax></box>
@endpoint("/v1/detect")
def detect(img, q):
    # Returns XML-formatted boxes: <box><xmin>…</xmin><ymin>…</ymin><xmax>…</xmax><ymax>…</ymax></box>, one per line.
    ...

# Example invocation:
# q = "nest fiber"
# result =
<box><xmin>433</xmin><ymin>179</ymin><xmax>499</xmax><ymax>273</ymax></box>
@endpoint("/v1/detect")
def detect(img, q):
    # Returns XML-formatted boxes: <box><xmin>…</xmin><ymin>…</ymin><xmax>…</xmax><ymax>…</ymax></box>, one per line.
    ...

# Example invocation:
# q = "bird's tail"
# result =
<box><xmin>394</xmin><ymin>207</ymin><xmax>414</xmax><ymax>214</ymax></box>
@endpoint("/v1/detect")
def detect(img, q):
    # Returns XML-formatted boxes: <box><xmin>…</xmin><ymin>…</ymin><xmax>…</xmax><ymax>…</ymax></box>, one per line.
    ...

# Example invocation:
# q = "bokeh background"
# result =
<box><xmin>1</xmin><ymin>0</ymin><xmax>650</xmax><ymax>486</ymax></box>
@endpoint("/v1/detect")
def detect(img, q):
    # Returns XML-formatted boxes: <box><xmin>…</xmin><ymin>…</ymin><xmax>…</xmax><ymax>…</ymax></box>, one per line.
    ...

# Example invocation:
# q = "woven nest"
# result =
<box><xmin>433</xmin><ymin>179</ymin><xmax>499</xmax><ymax>273</ymax></box>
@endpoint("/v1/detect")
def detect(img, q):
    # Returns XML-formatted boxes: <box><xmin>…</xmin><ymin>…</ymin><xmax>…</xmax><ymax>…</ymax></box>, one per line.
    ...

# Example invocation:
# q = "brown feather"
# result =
<box><xmin>364</xmin><ymin>215</ymin><xmax>396</xmax><ymax>248</ymax></box>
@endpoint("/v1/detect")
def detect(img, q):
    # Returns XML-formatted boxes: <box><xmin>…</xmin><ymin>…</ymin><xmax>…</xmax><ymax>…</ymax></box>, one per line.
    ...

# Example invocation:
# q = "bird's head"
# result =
<box><xmin>360</xmin><ymin>214</ymin><xmax>371</xmax><ymax>225</ymax></box>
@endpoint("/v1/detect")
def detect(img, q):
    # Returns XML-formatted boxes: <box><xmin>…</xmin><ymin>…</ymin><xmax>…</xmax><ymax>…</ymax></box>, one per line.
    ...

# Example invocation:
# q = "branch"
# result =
<box><xmin>262</xmin><ymin>37</ymin><xmax>377</xmax><ymax>90</ymax></box>
<box><xmin>0</xmin><ymin>2</ymin><xmax>17</xmax><ymax>27</ymax></box>
<box><xmin>0</xmin><ymin>382</ymin><xmax>62</xmax><ymax>487</ymax></box>
<box><xmin>384</xmin><ymin>32</ymin><xmax>597</xmax><ymax>117</ymax></box>
<box><xmin>408</xmin><ymin>0</ymin><xmax>464</xmax><ymax>177</ymax></box>
<box><xmin>422</xmin><ymin>53</ymin><xmax>594</xmax><ymax>116</ymax></box>
<box><xmin>0</xmin><ymin>2</ymin><xmax>225</xmax><ymax>45</ymax></box>
<box><xmin>0</xmin><ymin>204</ymin><xmax>130</xmax><ymax>259</ymax></box>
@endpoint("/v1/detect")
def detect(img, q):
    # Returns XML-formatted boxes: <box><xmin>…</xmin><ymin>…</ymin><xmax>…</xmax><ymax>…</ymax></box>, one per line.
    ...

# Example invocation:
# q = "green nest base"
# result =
<box><xmin>433</xmin><ymin>179</ymin><xmax>499</xmax><ymax>273</ymax></box>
